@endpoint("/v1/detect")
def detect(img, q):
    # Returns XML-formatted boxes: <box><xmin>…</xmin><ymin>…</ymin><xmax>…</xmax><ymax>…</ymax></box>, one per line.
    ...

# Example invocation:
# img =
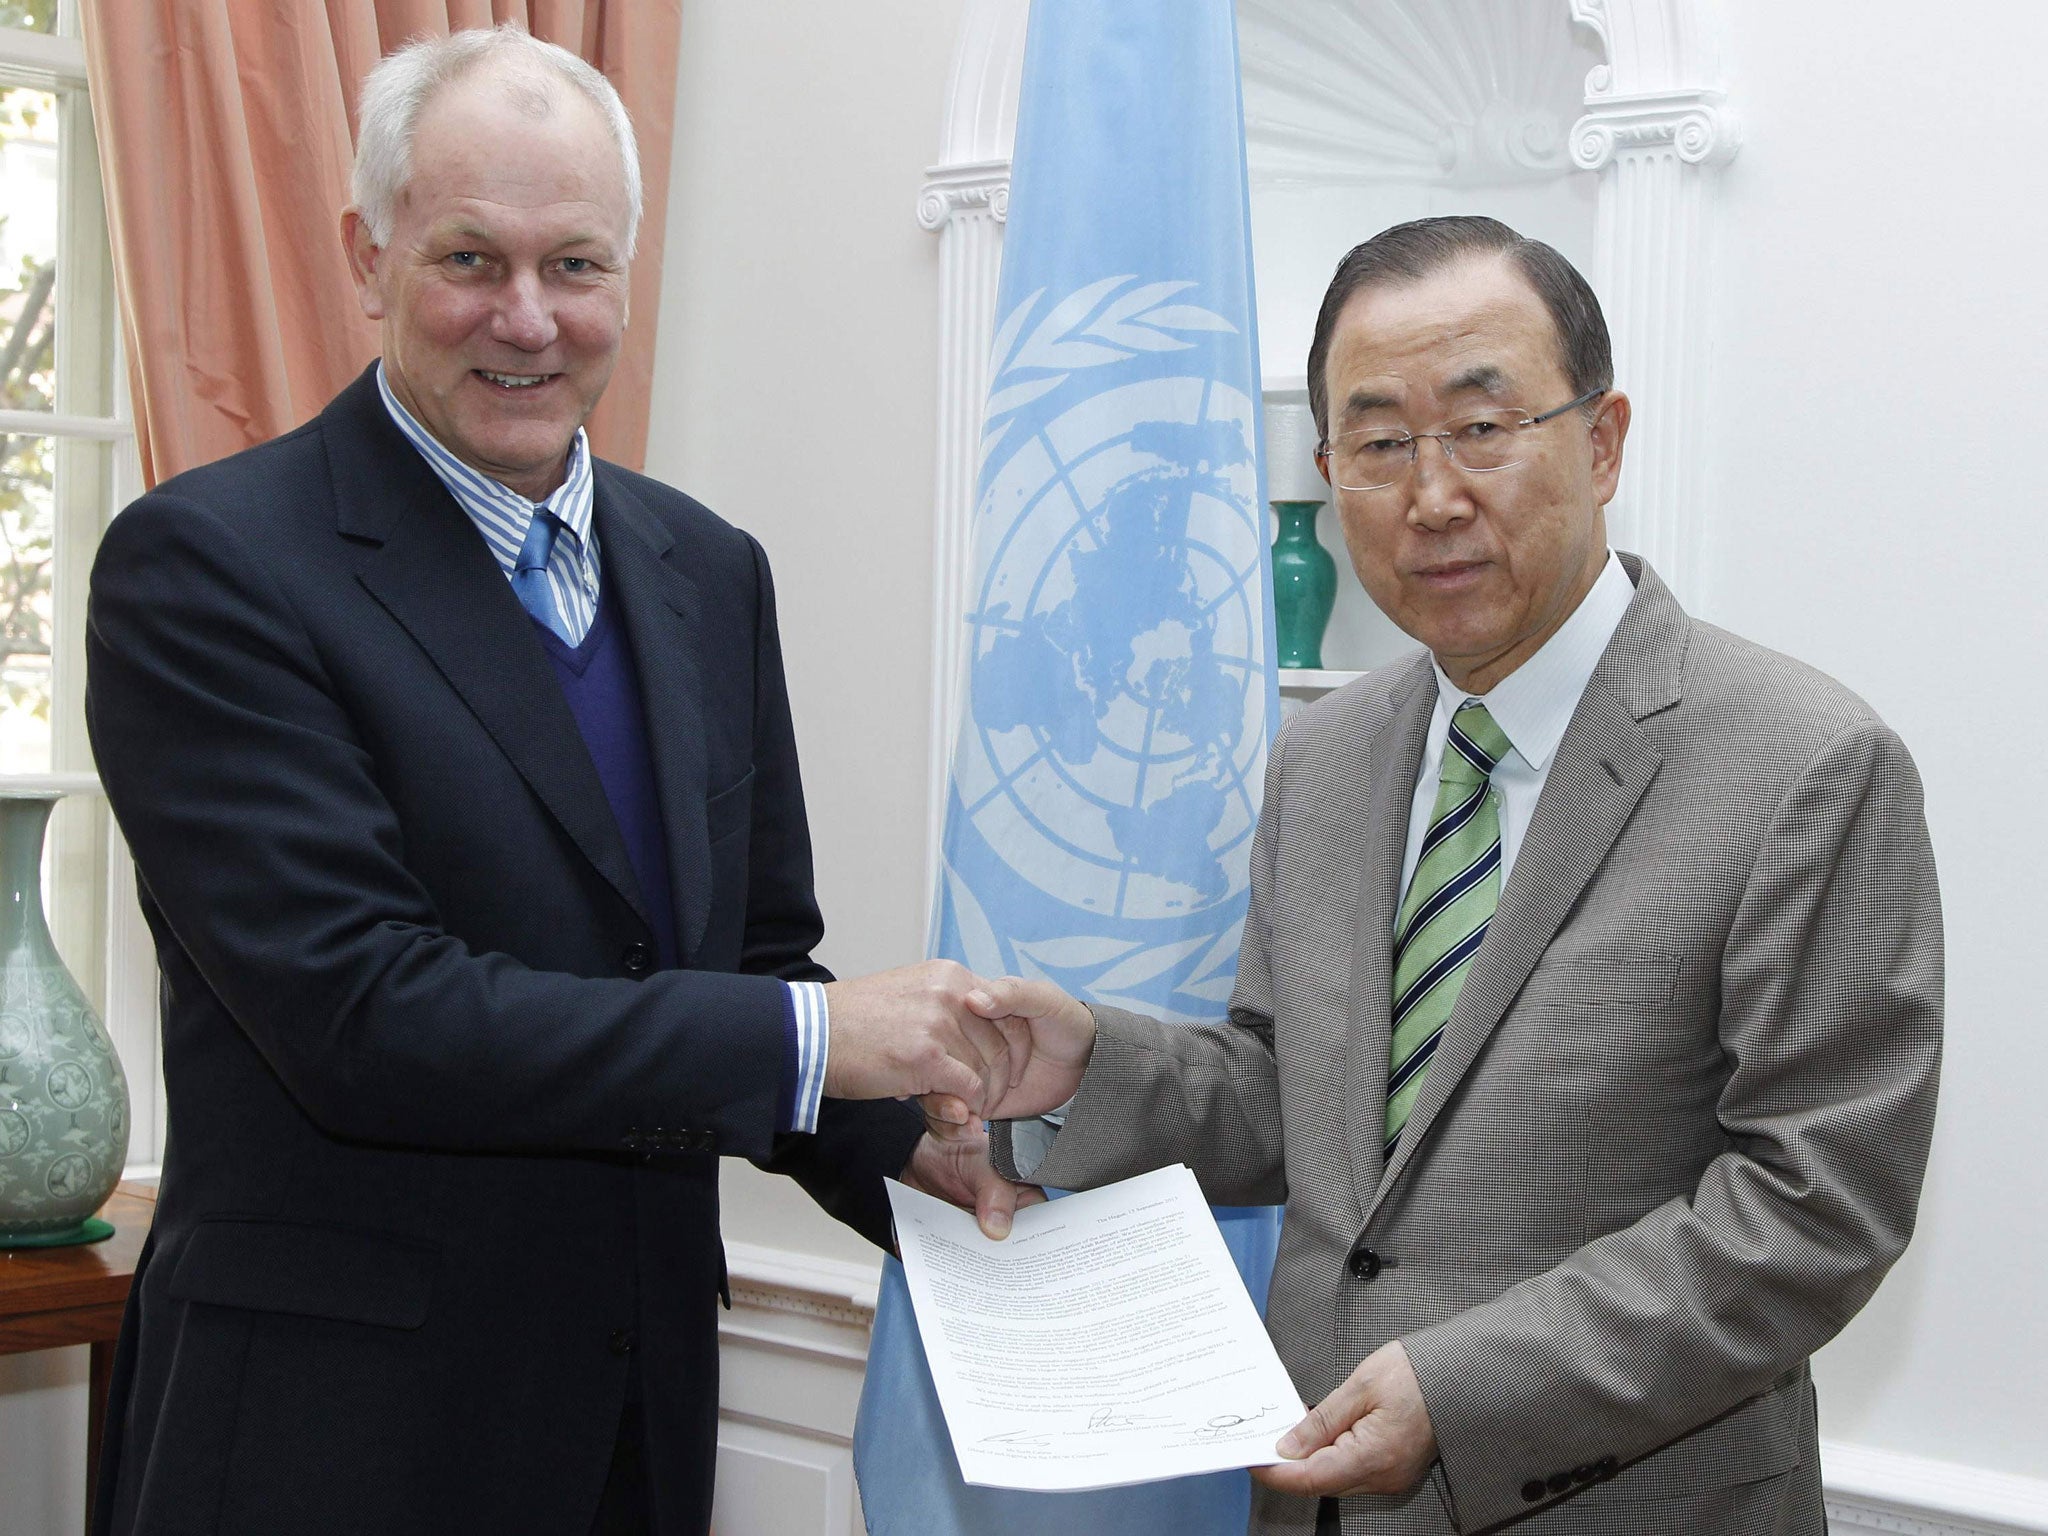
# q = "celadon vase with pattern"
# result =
<box><xmin>0</xmin><ymin>792</ymin><xmax>129</xmax><ymax>1245</ymax></box>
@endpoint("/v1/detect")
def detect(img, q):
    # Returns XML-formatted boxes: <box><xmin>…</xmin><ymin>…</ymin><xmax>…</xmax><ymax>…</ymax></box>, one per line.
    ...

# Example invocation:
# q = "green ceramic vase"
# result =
<box><xmin>0</xmin><ymin>793</ymin><xmax>129</xmax><ymax>1244</ymax></box>
<box><xmin>1271</xmin><ymin>499</ymin><xmax>1337</xmax><ymax>670</ymax></box>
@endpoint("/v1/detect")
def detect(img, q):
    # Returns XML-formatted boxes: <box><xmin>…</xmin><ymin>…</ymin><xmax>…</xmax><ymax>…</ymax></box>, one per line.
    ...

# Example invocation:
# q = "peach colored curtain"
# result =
<box><xmin>79</xmin><ymin>1</ymin><xmax>681</xmax><ymax>487</ymax></box>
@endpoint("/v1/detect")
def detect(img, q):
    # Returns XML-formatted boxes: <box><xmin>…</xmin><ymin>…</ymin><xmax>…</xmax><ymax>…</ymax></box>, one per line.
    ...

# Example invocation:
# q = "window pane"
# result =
<box><xmin>0</xmin><ymin>1</ymin><xmax>57</xmax><ymax>34</ymax></box>
<box><xmin>0</xmin><ymin>428</ymin><xmax>53</xmax><ymax>769</ymax></box>
<box><xmin>0</xmin><ymin>430</ymin><xmax>109</xmax><ymax>772</ymax></box>
<box><xmin>1</xmin><ymin>84</ymin><xmax>59</xmax><ymax>416</ymax></box>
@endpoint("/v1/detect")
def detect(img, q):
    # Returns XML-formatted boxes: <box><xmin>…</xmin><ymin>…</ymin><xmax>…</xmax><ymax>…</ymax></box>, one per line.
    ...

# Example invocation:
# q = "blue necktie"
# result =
<box><xmin>511</xmin><ymin>509</ymin><xmax>567</xmax><ymax>641</ymax></box>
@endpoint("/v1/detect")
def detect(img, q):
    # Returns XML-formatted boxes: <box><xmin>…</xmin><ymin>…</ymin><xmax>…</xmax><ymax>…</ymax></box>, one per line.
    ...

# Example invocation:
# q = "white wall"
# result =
<box><xmin>1698</xmin><ymin>0</ymin><xmax>2048</xmax><ymax>1486</ymax></box>
<box><xmin>644</xmin><ymin>0</ymin><xmax>963</xmax><ymax>1267</ymax></box>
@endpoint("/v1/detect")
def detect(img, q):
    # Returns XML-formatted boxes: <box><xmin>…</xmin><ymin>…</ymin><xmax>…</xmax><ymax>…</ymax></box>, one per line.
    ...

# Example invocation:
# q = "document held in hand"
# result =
<box><xmin>884</xmin><ymin>1164</ymin><xmax>1307</xmax><ymax>1492</ymax></box>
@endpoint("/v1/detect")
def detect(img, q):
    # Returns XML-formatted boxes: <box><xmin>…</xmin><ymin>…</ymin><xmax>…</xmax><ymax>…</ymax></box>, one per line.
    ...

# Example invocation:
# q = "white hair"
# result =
<box><xmin>351</xmin><ymin>24</ymin><xmax>642</xmax><ymax>257</ymax></box>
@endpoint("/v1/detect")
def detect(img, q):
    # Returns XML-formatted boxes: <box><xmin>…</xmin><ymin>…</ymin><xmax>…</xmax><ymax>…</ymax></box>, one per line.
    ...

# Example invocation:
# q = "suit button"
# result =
<box><xmin>1595</xmin><ymin>1455</ymin><xmax>1618</xmax><ymax>1479</ymax></box>
<box><xmin>1521</xmin><ymin>1480</ymin><xmax>1546</xmax><ymax>1504</ymax></box>
<box><xmin>1346</xmin><ymin>1244</ymin><xmax>1383</xmax><ymax>1281</ymax></box>
<box><xmin>607</xmin><ymin>1329</ymin><xmax>636</xmax><ymax>1356</ymax></box>
<box><xmin>621</xmin><ymin>1128</ymin><xmax>642</xmax><ymax>1151</ymax></box>
<box><xmin>1547</xmin><ymin>1472</ymin><xmax>1573</xmax><ymax>1495</ymax></box>
<box><xmin>1572</xmin><ymin>1464</ymin><xmax>1595</xmax><ymax>1484</ymax></box>
<box><xmin>621</xmin><ymin>942</ymin><xmax>654</xmax><ymax>976</ymax></box>
<box><xmin>695</xmin><ymin>1131</ymin><xmax>717</xmax><ymax>1153</ymax></box>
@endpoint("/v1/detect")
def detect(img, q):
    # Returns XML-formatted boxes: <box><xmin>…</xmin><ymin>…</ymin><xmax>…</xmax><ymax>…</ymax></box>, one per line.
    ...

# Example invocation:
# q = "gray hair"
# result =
<box><xmin>351</xmin><ymin>24</ymin><xmax>642</xmax><ymax>258</ymax></box>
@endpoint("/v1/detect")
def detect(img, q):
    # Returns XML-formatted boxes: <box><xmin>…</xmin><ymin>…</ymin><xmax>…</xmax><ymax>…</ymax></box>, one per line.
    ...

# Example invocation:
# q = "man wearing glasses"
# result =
<box><xmin>962</xmin><ymin>216</ymin><xmax>1943</xmax><ymax>1534</ymax></box>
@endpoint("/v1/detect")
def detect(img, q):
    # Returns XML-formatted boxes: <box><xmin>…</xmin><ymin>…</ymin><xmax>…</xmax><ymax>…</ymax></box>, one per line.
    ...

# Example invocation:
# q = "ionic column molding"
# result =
<box><xmin>1571</xmin><ymin>87</ymin><xmax>1737</xmax><ymax>170</ymax></box>
<box><xmin>916</xmin><ymin>160</ymin><xmax>1010</xmax><ymax>232</ymax></box>
<box><xmin>919</xmin><ymin>0</ymin><xmax>1026</xmax><ymax>922</ymax></box>
<box><xmin>1568</xmin><ymin>1</ymin><xmax>1740</xmax><ymax>600</ymax></box>
<box><xmin>916</xmin><ymin>163</ymin><xmax>1008</xmax><ymax>916</ymax></box>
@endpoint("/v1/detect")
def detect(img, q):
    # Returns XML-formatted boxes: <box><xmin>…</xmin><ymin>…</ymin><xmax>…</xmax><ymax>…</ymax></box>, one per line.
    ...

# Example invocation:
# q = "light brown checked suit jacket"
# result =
<box><xmin>996</xmin><ymin>555</ymin><xmax>1942</xmax><ymax>1534</ymax></box>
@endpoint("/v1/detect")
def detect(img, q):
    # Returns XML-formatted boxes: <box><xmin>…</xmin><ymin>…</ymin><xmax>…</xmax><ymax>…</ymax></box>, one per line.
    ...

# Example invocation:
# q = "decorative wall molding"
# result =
<box><xmin>1835</xmin><ymin>1515</ymin><xmax>1961</xmax><ymax>1536</ymax></box>
<box><xmin>724</xmin><ymin>1240</ymin><xmax>880</xmax><ymax>1323</ymax></box>
<box><xmin>1567</xmin><ymin>0</ymin><xmax>1724</xmax><ymax>97</ymax></box>
<box><xmin>1564</xmin><ymin>0</ymin><xmax>1740</xmax><ymax>596</ymax></box>
<box><xmin>933</xmin><ymin>0</ymin><xmax>1028</xmax><ymax>168</ymax></box>
<box><xmin>918</xmin><ymin>0</ymin><xmax>1030</xmax><ymax>921</ymax></box>
<box><xmin>915</xmin><ymin>190</ymin><xmax>1005</xmax><ymax>915</ymax></box>
<box><xmin>1237</xmin><ymin>0</ymin><xmax>1595</xmax><ymax>188</ymax></box>
<box><xmin>1570</xmin><ymin>86</ymin><xmax>1738</xmax><ymax>169</ymax></box>
<box><xmin>1823</xmin><ymin>1440</ymin><xmax>2048</xmax><ymax>1536</ymax></box>
<box><xmin>916</xmin><ymin>160</ymin><xmax>1010</xmax><ymax>233</ymax></box>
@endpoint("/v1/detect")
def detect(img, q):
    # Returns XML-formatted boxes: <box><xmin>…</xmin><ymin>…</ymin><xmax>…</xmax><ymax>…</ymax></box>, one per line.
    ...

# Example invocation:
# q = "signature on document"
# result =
<box><xmin>1190</xmin><ymin>1405</ymin><xmax>1283</xmax><ymax>1440</ymax></box>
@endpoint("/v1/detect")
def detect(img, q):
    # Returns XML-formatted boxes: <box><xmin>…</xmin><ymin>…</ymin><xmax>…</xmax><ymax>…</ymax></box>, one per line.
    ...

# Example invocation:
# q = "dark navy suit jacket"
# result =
<box><xmin>84</xmin><ymin>367</ymin><xmax>922</xmax><ymax>1535</ymax></box>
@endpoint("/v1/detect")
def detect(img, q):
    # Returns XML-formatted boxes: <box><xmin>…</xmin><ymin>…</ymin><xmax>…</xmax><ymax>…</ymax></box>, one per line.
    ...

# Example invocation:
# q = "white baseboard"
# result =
<box><xmin>714</xmin><ymin>1244</ymin><xmax>882</xmax><ymax>1536</ymax></box>
<box><xmin>716</xmin><ymin>1245</ymin><xmax>2048</xmax><ymax>1536</ymax></box>
<box><xmin>724</xmin><ymin>1240</ymin><xmax>881</xmax><ymax>1319</ymax></box>
<box><xmin>1823</xmin><ymin>1441</ymin><xmax>2048</xmax><ymax>1536</ymax></box>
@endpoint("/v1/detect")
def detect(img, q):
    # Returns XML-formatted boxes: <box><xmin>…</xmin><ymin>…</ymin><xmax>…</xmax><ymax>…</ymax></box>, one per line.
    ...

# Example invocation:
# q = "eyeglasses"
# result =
<box><xmin>1316</xmin><ymin>387</ymin><xmax>1606</xmax><ymax>492</ymax></box>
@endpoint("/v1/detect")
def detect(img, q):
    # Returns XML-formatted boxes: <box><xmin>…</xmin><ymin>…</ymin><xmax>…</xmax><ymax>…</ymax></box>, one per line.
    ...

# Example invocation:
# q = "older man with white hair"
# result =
<box><xmin>84</xmin><ymin>27</ymin><xmax>1030</xmax><ymax>1536</ymax></box>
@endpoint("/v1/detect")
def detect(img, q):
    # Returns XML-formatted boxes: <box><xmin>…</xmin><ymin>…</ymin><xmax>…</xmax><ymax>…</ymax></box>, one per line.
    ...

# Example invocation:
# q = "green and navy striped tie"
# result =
<box><xmin>1387</xmin><ymin>700</ymin><xmax>1511</xmax><ymax>1156</ymax></box>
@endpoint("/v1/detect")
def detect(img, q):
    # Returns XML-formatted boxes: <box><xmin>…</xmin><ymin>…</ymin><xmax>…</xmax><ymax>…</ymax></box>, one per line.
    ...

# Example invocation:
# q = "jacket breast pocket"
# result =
<box><xmin>167</xmin><ymin>1218</ymin><xmax>438</xmax><ymax>1330</ymax></box>
<box><xmin>1512</xmin><ymin>950</ymin><xmax>1698</xmax><ymax>1110</ymax></box>
<box><xmin>1529</xmin><ymin>950</ymin><xmax>1684</xmax><ymax>1010</ymax></box>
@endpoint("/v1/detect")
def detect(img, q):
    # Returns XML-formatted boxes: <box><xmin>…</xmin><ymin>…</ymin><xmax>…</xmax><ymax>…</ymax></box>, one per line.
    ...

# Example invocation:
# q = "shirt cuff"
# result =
<box><xmin>782</xmin><ymin>980</ymin><xmax>829</xmax><ymax>1135</ymax></box>
<box><xmin>1002</xmin><ymin>1094</ymin><xmax>1076</xmax><ymax>1181</ymax></box>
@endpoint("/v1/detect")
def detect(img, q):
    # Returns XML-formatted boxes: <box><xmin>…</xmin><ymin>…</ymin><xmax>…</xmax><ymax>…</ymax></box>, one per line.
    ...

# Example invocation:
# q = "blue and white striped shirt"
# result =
<box><xmin>376</xmin><ymin>363</ymin><xmax>829</xmax><ymax>1134</ymax></box>
<box><xmin>375</xmin><ymin>362</ymin><xmax>602</xmax><ymax>643</ymax></box>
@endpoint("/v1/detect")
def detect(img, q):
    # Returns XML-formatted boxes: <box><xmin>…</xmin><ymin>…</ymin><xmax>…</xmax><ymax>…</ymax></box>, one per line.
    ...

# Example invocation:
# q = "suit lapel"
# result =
<box><xmin>1341</xmin><ymin>659</ymin><xmax>1435</xmax><ymax>1207</ymax></box>
<box><xmin>327</xmin><ymin>372</ymin><xmax>652</xmax><ymax>930</ymax></box>
<box><xmin>592</xmin><ymin>470</ymin><xmax>713</xmax><ymax>964</ymax></box>
<box><xmin>1364</xmin><ymin>557</ymin><xmax>1684</xmax><ymax>1220</ymax></box>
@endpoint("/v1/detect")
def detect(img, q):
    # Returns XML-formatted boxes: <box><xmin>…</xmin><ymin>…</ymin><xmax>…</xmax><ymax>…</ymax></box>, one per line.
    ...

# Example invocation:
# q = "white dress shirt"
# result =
<box><xmin>1397</xmin><ymin>550</ymin><xmax>1636</xmax><ymax>906</ymax></box>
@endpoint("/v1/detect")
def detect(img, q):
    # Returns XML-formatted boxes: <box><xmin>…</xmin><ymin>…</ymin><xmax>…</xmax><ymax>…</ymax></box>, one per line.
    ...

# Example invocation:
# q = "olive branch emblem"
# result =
<box><xmin>981</xmin><ymin>276</ymin><xmax>1236</xmax><ymax>455</ymax></box>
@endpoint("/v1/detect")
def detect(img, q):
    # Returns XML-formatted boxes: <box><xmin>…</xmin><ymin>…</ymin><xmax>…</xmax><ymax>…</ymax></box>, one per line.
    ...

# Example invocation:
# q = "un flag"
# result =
<box><xmin>853</xmin><ymin>2</ymin><xmax>1281</xmax><ymax>1531</ymax></box>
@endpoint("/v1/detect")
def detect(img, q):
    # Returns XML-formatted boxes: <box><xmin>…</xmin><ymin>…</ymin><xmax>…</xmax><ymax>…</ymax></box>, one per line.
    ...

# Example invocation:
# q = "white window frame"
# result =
<box><xmin>0</xmin><ymin>3</ymin><xmax>162</xmax><ymax>1178</ymax></box>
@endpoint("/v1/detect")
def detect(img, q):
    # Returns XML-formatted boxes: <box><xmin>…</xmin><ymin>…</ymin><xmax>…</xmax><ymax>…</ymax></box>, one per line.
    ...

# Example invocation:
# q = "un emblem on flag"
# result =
<box><xmin>949</xmin><ymin>360</ymin><xmax>1269</xmax><ymax>1012</ymax></box>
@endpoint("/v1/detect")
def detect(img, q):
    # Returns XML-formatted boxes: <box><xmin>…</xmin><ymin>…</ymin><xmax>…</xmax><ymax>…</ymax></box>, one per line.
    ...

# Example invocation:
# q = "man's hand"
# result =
<box><xmin>823</xmin><ymin>961</ymin><xmax>1028</xmax><ymax>1116</ymax></box>
<box><xmin>917</xmin><ymin>975</ymin><xmax>1098</xmax><ymax>1137</ymax></box>
<box><xmin>1254</xmin><ymin>1341</ymin><xmax>1437</xmax><ymax>1500</ymax></box>
<box><xmin>899</xmin><ymin>1125</ymin><xmax>1046</xmax><ymax>1239</ymax></box>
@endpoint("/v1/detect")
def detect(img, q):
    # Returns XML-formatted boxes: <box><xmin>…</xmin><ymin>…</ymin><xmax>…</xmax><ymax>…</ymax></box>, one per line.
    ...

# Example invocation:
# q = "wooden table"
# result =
<box><xmin>0</xmin><ymin>1182</ymin><xmax>156</xmax><ymax>1531</ymax></box>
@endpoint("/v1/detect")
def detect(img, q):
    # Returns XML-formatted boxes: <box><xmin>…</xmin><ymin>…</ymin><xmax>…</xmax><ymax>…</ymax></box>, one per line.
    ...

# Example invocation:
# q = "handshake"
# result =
<box><xmin>820</xmin><ymin>961</ymin><xmax>1099</xmax><ymax>1237</ymax></box>
<box><xmin>821</xmin><ymin>959</ymin><xmax>1097</xmax><ymax>1128</ymax></box>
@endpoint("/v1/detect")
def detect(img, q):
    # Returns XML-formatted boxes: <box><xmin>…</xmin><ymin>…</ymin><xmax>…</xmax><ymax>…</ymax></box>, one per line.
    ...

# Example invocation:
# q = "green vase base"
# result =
<box><xmin>0</xmin><ymin>1216</ymin><xmax>116</xmax><ymax>1249</ymax></box>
